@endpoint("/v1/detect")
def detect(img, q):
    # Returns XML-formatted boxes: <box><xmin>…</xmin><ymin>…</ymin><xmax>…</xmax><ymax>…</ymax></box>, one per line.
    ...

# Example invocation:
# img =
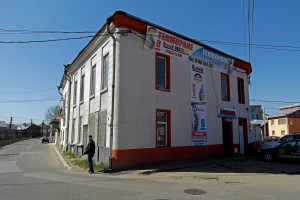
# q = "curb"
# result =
<box><xmin>139</xmin><ymin>156</ymin><xmax>259</xmax><ymax>175</ymax></box>
<box><xmin>51</xmin><ymin>144</ymin><xmax>72</xmax><ymax>170</ymax></box>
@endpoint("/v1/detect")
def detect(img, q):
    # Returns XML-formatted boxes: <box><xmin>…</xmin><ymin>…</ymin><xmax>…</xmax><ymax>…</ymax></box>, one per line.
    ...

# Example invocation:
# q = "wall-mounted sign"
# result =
<box><xmin>218</xmin><ymin>107</ymin><xmax>237</xmax><ymax>119</ymax></box>
<box><xmin>250</xmin><ymin>105</ymin><xmax>263</xmax><ymax>120</ymax></box>
<box><xmin>145</xmin><ymin>25</ymin><xmax>233</xmax><ymax>74</ymax></box>
<box><xmin>192</xmin><ymin>131</ymin><xmax>207</xmax><ymax>146</ymax></box>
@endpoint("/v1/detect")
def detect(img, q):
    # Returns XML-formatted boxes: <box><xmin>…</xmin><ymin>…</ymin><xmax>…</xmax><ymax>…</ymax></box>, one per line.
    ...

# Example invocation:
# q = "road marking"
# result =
<box><xmin>20</xmin><ymin>151</ymin><xmax>43</xmax><ymax>155</ymax></box>
<box><xmin>0</xmin><ymin>161</ymin><xmax>21</xmax><ymax>173</ymax></box>
<box><xmin>22</xmin><ymin>172</ymin><xmax>88</xmax><ymax>182</ymax></box>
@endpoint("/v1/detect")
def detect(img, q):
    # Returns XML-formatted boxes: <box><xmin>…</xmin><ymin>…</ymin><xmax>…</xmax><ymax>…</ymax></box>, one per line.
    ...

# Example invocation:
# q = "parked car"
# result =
<box><xmin>261</xmin><ymin>139</ymin><xmax>300</xmax><ymax>162</ymax></box>
<box><xmin>262</xmin><ymin>136</ymin><xmax>280</xmax><ymax>143</ymax></box>
<box><xmin>258</xmin><ymin>133</ymin><xmax>300</xmax><ymax>153</ymax></box>
<box><xmin>41</xmin><ymin>136</ymin><xmax>49</xmax><ymax>143</ymax></box>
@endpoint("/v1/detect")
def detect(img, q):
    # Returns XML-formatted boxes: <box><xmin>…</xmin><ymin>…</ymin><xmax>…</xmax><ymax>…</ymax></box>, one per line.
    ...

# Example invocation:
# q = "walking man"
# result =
<box><xmin>83</xmin><ymin>135</ymin><xmax>95</xmax><ymax>174</ymax></box>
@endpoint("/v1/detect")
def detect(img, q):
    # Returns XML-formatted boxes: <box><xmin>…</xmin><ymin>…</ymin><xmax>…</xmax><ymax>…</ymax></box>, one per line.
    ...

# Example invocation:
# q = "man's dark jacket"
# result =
<box><xmin>84</xmin><ymin>140</ymin><xmax>95</xmax><ymax>155</ymax></box>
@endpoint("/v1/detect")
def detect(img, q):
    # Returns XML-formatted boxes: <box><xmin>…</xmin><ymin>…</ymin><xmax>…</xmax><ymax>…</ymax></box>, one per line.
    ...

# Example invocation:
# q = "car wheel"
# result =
<box><xmin>264</xmin><ymin>153</ymin><xmax>273</xmax><ymax>162</ymax></box>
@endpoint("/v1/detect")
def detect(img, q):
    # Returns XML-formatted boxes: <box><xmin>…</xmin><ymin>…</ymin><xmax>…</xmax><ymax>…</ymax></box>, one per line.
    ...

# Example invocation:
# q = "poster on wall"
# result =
<box><xmin>191</xmin><ymin>103</ymin><xmax>206</xmax><ymax>132</ymax></box>
<box><xmin>192</xmin><ymin>131</ymin><xmax>207</xmax><ymax>146</ymax></box>
<box><xmin>191</xmin><ymin>64</ymin><xmax>206</xmax><ymax>103</ymax></box>
<box><xmin>144</xmin><ymin>25</ymin><xmax>233</xmax><ymax>74</ymax></box>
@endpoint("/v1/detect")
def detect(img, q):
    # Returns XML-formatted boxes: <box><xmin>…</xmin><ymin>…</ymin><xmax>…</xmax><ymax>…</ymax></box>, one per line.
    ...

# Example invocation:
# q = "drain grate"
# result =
<box><xmin>184</xmin><ymin>189</ymin><xmax>207</xmax><ymax>195</ymax></box>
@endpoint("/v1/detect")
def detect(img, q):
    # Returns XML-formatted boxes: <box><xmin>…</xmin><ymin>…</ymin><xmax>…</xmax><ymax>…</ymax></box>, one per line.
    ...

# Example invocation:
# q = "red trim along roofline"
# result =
<box><xmin>112</xmin><ymin>11</ymin><xmax>252</xmax><ymax>74</ymax></box>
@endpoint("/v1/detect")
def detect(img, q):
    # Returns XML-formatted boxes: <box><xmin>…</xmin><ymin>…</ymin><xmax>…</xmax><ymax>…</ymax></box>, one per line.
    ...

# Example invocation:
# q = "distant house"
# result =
<box><xmin>0</xmin><ymin>121</ymin><xmax>6</xmax><ymax>128</ymax></box>
<box><xmin>49</xmin><ymin>119</ymin><xmax>60</xmax><ymax>142</ymax></box>
<box><xmin>23</xmin><ymin>124</ymin><xmax>42</xmax><ymax>137</ymax></box>
<box><xmin>268</xmin><ymin>104</ymin><xmax>300</xmax><ymax>137</ymax></box>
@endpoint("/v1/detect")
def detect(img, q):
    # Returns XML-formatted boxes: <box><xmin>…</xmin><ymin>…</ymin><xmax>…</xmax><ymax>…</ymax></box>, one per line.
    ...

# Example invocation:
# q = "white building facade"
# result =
<box><xmin>58</xmin><ymin>11</ymin><xmax>254</xmax><ymax>170</ymax></box>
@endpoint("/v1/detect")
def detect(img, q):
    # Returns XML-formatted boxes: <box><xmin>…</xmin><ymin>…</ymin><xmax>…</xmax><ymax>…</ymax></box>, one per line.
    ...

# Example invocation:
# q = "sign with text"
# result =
<box><xmin>218</xmin><ymin>107</ymin><xmax>237</xmax><ymax>119</ymax></box>
<box><xmin>192</xmin><ymin>131</ymin><xmax>207</xmax><ymax>146</ymax></box>
<box><xmin>145</xmin><ymin>25</ymin><xmax>233</xmax><ymax>74</ymax></box>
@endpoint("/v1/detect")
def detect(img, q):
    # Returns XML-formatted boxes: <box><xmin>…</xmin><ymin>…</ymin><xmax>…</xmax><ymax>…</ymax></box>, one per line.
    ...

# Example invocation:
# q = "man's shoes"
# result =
<box><xmin>89</xmin><ymin>171</ymin><xmax>94</xmax><ymax>174</ymax></box>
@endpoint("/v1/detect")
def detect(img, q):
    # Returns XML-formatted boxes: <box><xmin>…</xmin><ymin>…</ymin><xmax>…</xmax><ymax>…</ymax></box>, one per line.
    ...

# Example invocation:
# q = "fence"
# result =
<box><xmin>0</xmin><ymin>127</ymin><xmax>29</xmax><ymax>147</ymax></box>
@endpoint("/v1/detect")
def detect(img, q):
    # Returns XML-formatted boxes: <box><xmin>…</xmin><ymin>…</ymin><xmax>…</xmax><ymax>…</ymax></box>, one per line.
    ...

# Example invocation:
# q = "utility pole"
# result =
<box><xmin>9</xmin><ymin>117</ymin><xmax>12</xmax><ymax>129</ymax></box>
<box><xmin>41</xmin><ymin>120</ymin><xmax>44</xmax><ymax>137</ymax></box>
<box><xmin>31</xmin><ymin>119</ymin><xmax>33</xmax><ymax>138</ymax></box>
<box><xmin>263</xmin><ymin>108</ymin><xmax>267</xmax><ymax>139</ymax></box>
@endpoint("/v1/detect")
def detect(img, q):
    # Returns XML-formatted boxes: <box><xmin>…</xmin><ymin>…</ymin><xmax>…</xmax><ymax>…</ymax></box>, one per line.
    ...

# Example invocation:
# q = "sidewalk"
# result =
<box><xmin>126</xmin><ymin>154</ymin><xmax>259</xmax><ymax>175</ymax></box>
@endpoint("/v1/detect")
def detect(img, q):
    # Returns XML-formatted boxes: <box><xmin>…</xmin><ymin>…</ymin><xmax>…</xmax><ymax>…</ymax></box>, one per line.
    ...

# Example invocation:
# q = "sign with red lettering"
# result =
<box><xmin>192</xmin><ymin>131</ymin><xmax>207</xmax><ymax>146</ymax></box>
<box><xmin>217</xmin><ymin>107</ymin><xmax>237</xmax><ymax>119</ymax></box>
<box><xmin>145</xmin><ymin>25</ymin><xmax>233</xmax><ymax>74</ymax></box>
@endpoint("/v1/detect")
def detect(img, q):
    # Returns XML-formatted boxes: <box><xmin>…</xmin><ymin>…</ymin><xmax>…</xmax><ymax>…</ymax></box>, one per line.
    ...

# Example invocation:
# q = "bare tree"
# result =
<box><xmin>45</xmin><ymin>105</ymin><xmax>59</xmax><ymax>124</ymax></box>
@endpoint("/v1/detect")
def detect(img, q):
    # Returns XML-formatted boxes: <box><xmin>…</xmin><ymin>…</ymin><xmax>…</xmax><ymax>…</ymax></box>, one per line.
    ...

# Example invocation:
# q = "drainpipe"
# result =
<box><xmin>106</xmin><ymin>17</ymin><xmax>116</xmax><ymax>170</ymax></box>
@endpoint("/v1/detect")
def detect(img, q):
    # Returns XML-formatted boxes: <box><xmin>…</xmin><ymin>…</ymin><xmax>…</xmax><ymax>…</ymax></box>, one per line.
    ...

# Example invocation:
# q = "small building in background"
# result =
<box><xmin>268</xmin><ymin>103</ymin><xmax>300</xmax><ymax>137</ymax></box>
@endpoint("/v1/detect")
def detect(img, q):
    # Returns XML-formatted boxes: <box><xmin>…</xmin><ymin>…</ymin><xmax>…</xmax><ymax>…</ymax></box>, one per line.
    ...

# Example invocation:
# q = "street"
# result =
<box><xmin>1</xmin><ymin>139</ymin><xmax>300</xmax><ymax>200</ymax></box>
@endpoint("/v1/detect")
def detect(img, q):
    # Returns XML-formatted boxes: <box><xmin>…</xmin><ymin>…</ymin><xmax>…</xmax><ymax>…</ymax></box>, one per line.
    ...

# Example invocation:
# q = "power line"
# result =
<box><xmin>0</xmin><ymin>28</ymin><xmax>97</xmax><ymax>34</ymax></box>
<box><xmin>0</xmin><ymin>97</ymin><xmax>60</xmax><ymax>103</ymax></box>
<box><xmin>250</xmin><ymin>99</ymin><xmax>299</xmax><ymax>104</ymax></box>
<box><xmin>0</xmin><ymin>87</ymin><xmax>56</xmax><ymax>94</ymax></box>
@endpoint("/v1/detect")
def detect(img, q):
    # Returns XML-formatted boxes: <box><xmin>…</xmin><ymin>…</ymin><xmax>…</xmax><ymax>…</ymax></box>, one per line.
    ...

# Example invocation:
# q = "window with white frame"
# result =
<box><xmin>281</xmin><ymin>130</ymin><xmax>286</xmax><ymax>136</ymax></box>
<box><xmin>73</xmin><ymin>80</ymin><xmax>78</xmax><ymax>105</ymax></box>
<box><xmin>90</xmin><ymin>65</ymin><xmax>96</xmax><ymax>96</ymax></box>
<box><xmin>290</xmin><ymin>119</ymin><xmax>293</xmax><ymax>125</ymax></box>
<box><xmin>157</xmin><ymin>111</ymin><xmax>168</xmax><ymax>146</ymax></box>
<box><xmin>279</xmin><ymin>119</ymin><xmax>287</xmax><ymax>125</ymax></box>
<box><xmin>72</xmin><ymin>118</ymin><xmax>76</xmax><ymax>143</ymax></box>
<box><xmin>271</xmin><ymin>120</ymin><xmax>274</xmax><ymax>125</ymax></box>
<box><xmin>101</xmin><ymin>55</ymin><xmax>109</xmax><ymax>90</ymax></box>
<box><xmin>80</xmin><ymin>74</ymin><xmax>85</xmax><ymax>102</ymax></box>
<box><xmin>79</xmin><ymin>117</ymin><xmax>83</xmax><ymax>144</ymax></box>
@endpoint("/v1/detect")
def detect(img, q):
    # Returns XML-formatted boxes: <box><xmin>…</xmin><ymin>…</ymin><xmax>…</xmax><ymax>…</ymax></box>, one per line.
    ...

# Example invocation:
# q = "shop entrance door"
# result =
<box><xmin>238</xmin><ymin>118</ymin><xmax>248</xmax><ymax>154</ymax></box>
<box><xmin>222</xmin><ymin>118</ymin><xmax>233</xmax><ymax>155</ymax></box>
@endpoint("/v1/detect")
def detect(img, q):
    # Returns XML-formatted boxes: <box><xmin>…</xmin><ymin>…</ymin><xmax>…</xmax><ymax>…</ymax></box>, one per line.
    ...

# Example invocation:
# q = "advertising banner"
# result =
<box><xmin>145</xmin><ymin>25</ymin><xmax>233</xmax><ymax>74</ymax></box>
<box><xmin>191</xmin><ymin>103</ymin><xmax>206</xmax><ymax>132</ymax></box>
<box><xmin>191</xmin><ymin>64</ymin><xmax>206</xmax><ymax>104</ymax></box>
<box><xmin>250</xmin><ymin>105</ymin><xmax>263</xmax><ymax>120</ymax></box>
<box><xmin>192</xmin><ymin>131</ymin><xmax>207</xmax><ymax>146</ymax></box>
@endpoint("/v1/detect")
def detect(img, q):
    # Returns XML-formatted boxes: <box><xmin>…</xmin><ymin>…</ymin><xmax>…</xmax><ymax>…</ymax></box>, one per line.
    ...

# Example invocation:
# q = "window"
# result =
<box><xmin>73</xmin><ymin>80</ymin><xmax>78</xmax><ymax>105</ymax></box>
<box><xmin>290</xmin><ymin>119</ymin><xmax>293</xmax><ymax>125</ymax></box>
<box><xmin>281</xmin><ymin>130</ymin><xmax>286</xmax><ymax>136</ymax></box>
<box><xmin>272</xmin><ymin>131</ymin><xmax>275</xmax><ymax>136</ymax></box>
<box><xmin>237</xmin><ymin>78</ymin><xmax>245</xmax><ymax>104</ymax></box>
<box><xmin>72</xmin><ymin>118</ymin><xmax>76</xmax><ymax>143</ymax></box>
<box><xmin>79</xmin><ymin>117</ymin><xmax>83</xmax><ymax>144</ymax></box>
<box><xmin>80</xmin><ymin>74</ymin><xmax>85</xmax><ymax>102</ymax></box>
<box><xmin>156</xmin><ymin>110</ymin><xmax>171</xmax><ymax>146</ymax></box>
<box><xmin>271</xmin><ymin>120</ymin><xmax>274</xmax><ymax>125</ymax></box>
<box><xmin>280</xmin><ymin>141</ymin><xmax>296</xmax><ymax>148</ymax></box>
<box><xmin>101</xmin><ymin>55</ymin><xmax>109</xmax><ymax>90</ymax></box>
<box><xmin>221</xmin><ymin>73</ymin><xmax>230</xmax><ymax>101</ymax></box>
<box><xmin>90</xmin><ymin>66</ymin><xmax>96</xmax><ymax>96</ymax></box>
<box><xmin>279</xmin><ymin>119</ymin><xmax>287</xmax><ymax>125</ymax></box>
<box><xmin>156</xmin><ymin>53</ymin><xmax>170</xmax><ymax>91</ymax></box>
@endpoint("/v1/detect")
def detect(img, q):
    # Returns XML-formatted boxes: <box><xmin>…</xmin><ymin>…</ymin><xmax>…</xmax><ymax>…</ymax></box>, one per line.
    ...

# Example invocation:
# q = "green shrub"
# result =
<box><xmin>72</xmin><ymin>160</ymin><xmax>107</xmax><ymax>171</ymax></box>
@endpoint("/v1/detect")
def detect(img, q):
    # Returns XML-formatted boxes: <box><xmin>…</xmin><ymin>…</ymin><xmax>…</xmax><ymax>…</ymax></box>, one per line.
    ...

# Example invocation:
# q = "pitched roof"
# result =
<box><xmin>269</xmin><ymin>105</ymin><xmax>300</xmax><ymax>119</ymax></box>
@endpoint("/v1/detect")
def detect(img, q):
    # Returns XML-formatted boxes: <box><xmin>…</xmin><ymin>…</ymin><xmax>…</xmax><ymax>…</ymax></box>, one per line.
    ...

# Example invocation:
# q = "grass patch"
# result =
<box><xmin>72</xmin><ymin>160</ymin><xmax>107</xmax><ymax>171</ymax></box>
<box><xmin>63</xmin><ymin>151</ymin><xmax>78</xmax><ymax>159</ymax></box>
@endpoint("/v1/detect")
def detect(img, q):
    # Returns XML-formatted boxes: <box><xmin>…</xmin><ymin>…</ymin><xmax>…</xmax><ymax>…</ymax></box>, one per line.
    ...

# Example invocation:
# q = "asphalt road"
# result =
<box><xmin>1</xmin><ymin>139</ymin><xmax>300</xmax><ymax>200</ymax></box>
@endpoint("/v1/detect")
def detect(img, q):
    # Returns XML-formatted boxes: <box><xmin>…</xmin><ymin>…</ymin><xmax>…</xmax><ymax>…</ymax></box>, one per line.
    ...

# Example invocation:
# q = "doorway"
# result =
<box><xmin>222</xmin><ymin>118</ymin><xmax>233</xmax><ymax>155</ymax></box>
<box><xmin>238</xmin><ymin>118</ymin><xmax>248</xmax><ymax>154</ymax></box>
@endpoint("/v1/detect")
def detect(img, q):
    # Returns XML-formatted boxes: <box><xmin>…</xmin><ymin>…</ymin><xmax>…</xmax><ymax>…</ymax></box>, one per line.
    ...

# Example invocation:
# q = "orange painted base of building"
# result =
<box><xmin>112</xmin><ymin>144</ymin><xmax>224</xmax><ymax>170</ymax></box>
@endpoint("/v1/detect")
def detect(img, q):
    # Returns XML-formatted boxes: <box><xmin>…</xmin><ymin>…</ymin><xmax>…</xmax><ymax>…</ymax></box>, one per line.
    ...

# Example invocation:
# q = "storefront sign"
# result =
<box><xmin>145</xmin><ymin>25</ymin><xmax>233</xmax><ymax>74</ymax></box>
<box><xmin>250</xmin><ymin>105</ymin><xmax>263</xmax><ymax>120</ymax></box>
<box><xmin>218</xmin><ymin>107</ymin><xmax>237</xmax><ymax>119</ymax></box>
<box><xmin>192</xmin><ymin>131</ymin><xmax>207</xmax><ymax>146</ymax></box>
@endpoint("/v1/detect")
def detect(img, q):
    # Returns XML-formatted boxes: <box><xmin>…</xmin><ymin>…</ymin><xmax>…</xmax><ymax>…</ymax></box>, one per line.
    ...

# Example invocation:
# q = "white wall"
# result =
<box><xmin>114</xmin><ymin>30</ymin><xmax>251</xmax><ymax>150</ymax></box>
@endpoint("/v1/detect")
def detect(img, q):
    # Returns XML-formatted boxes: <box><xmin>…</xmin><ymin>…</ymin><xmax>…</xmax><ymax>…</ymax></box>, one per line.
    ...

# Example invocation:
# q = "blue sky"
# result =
<box><xmin>0</xmin><ymin>0</ymin><xmax>299</xmax><ymax>124</ymax></box>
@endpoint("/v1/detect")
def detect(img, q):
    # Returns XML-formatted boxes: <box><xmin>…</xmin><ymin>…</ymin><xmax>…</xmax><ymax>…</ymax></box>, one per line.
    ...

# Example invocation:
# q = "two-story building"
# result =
<box><xmin>58</xmin><ymin>11</ymin><xmax>254</xmax><ymax>170</ymax></box>
<box><xmin>268</xmin><ymin>104</ymin><xmax>300</xmax><ymax>137</ymax></box>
